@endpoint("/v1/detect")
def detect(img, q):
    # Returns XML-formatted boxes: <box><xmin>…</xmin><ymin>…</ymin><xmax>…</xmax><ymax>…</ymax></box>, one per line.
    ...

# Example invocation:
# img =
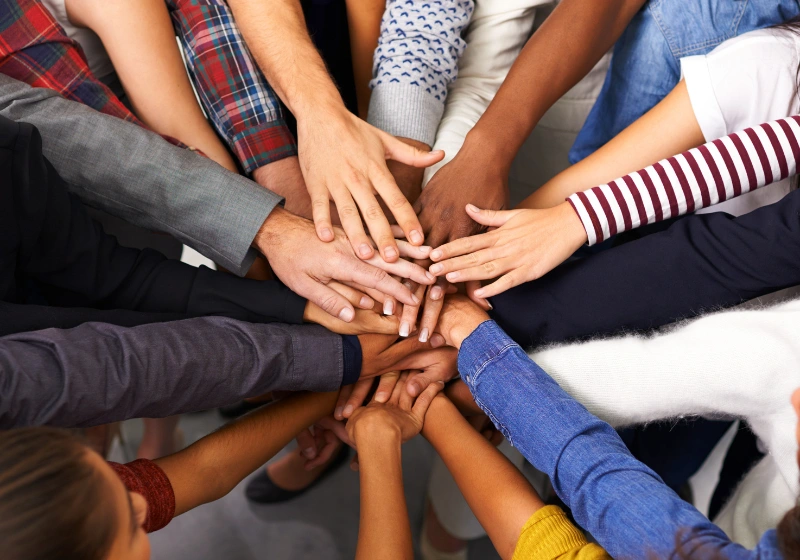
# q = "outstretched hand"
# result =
<box><xmin>429</xmin><ymin>202</ymin><xmax>587</xmax><ymax>300</ymax></box>
<box><xmin>297</xmin><ymin>107</ymin><xmax>443</xmax><ymax>261</ymax></box>
<box><xmin>256</xmin><ymin>207</ymin><xmax>435</xmax><ymax>322</ymax></box>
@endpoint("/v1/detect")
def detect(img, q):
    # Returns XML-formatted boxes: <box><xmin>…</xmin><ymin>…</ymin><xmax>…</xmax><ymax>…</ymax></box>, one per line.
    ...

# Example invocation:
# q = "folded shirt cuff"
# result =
<box><xmin>681</xmin><ymin>55</ymin><xmax>727</xmax><ymax>143</ymax></box>
<box><xmin>368</xmin><ymin>83</ymin><xmax>444</xmax><ymax>147</ymax></box>
<box><xmin>341</xmin><ymin>335</ymin><xmax>362</xmax><ymax>387</ymax></box>
<box><xmin>231</xmin><ymin>119</ymin><xmax>298</xmax><ymax>174</ymax></box>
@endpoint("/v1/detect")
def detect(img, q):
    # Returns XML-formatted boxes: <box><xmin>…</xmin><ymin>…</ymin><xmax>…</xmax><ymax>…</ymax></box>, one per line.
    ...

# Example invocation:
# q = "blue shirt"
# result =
<box><xmin>459</xmin><ymin>320</ymin><xmax>784</xmax><ymax>559</ymax></box>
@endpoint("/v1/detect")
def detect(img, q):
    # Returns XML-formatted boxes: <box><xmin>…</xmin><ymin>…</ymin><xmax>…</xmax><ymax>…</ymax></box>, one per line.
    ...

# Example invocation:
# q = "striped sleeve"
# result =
<box><xmin>567</xmin><ymin>115</ymin><xmax>800</xmax><ymax>245</ymax></box>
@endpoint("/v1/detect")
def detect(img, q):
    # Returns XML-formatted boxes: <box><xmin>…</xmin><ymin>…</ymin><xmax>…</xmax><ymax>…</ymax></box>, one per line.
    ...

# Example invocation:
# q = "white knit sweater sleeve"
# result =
<box><xmin>422</xmin><ymin>0</ymin><xmax>543</xmax><ymax>185</ymax></box>
<box><xmin>529</xmin><ymin>299</ymin><xmax>800</xmax><ymax>430</ymax></box>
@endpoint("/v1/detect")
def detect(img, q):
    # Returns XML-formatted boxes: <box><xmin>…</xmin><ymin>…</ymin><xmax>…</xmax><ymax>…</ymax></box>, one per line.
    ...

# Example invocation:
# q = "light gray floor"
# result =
<box><xmin>111</xmin><ymin>412</ymin><xmax>500</xmax><ymax>560</ymax></box>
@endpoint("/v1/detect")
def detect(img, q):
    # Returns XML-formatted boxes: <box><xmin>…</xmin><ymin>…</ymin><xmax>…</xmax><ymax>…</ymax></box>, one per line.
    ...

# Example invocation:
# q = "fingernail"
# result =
<box><xmin>430</xmin><ymin>149</ymin><xmax>444</xmax><ymax>155</ymax></box>
<box><xmin>419</xmin><ymin>328</ymin><xmax>429</xmax><ymax>343</ymax></box>
<box><xmin>431</xmin><ymin>335</ymin><xmax>445</xmax><ymax>348</ymax></box>
<box><xmin>343</xmin><ymin>405</ymin><xmax>354</xmax><ymax>417</ymax></box>
<box><xmin>360</xmin><ymin>296</ymin><xmax>373</xmax><ymax>308</ymax></box>
<box><xmin>403</xmin><ymin>281</ymin><xmax>414</xmax><ymax>291</ymax></box>
<box><xmin>430</xmin><ymin>263</ymin><xmax>443</xmax><ymax>274</ymax></box>
<box><xmin>418</xmin><ymin>245</ymin><xmax>432</xmax><ymax>255</ymax></box>
<box><xmin>411</xmin><ymin>294</ymin><xmax>421</xmax><ymax>305</ymax></box>
<box><xmin>431</xmin><ymin>249</ymin><xmax>442</xmax><ymax>260</ymax></box>
<box><xmin>474</xmin><ymin>288</ymin><xmax>484</xmax><ymax>297</ymax></box>
<box><xmin>409</xmin><ymin>230</ymin><xmax>423</xmax><ymax>244</ymax></box>
<box><xmin>425</xmin><ymin>271</ymin><xmax>435</xmax><ymax>281</ymax></box>
<box><xmin>321</xmin><ymin>228</ymin><xmax>333</xmax><ymax>240</ymax></box>
<box><xmin>335</xmin><ymin>406</ymin><xmax>343</xmax><ymax>419</ymax></box>
<box><xmin>431</xmin><ymin>286</ymin><xmax>443</xmax><ymax>300</ymax></box>
<box><xmin>466</xmin><ymin>204</ymin><xmax>479</xmax><ymax>213</ymax></box>
<box><xmin>399</xmin><ymin>322</ymin><xmax>410</xmax><ymax>337</ymax></box>
<box><xmin>437</xmin><ymin>381</ymin><xmax>446</xmax><ymax>387</ymax></box>
<box><xmin>303</xmin><ymin>447</ymin><xmax>317</xmax><ymax>459</ymax></box>
<box><xmin>487</xmin><ymin>302</ymin><xmax>493</xmax><ymax>310</ymax></box>
<box><xmin>339</xmin><ymin>307</ymin><xmax>355</xmax><ymax>322</ymax></box>
<box><xmin>446</xmin><ymin>271</ymin><xmax>460</xmax><ymax>281</ymax></box>
<box><xmin>376</xmin><ymin>392</ymin><xmax>388</xmax><ymax>403</ymax></box>
<box><xmin>383</xmin><ymin>300</ymin><xmax>394</xmax><ymax>315</ymax></box>
<box><xmin>408</xmin><ymin>384</ymin><xmax>419</xmax><ymax>397</ymax></box>
<box><xmin>384</xmin><ymin>247</ymin><xmax>398</xmax><ymax>260</ymax></box>
<box><xmin>359</xmin><ymin>243</ymin><xmax>372</xmax><ymax>257</ymax></box>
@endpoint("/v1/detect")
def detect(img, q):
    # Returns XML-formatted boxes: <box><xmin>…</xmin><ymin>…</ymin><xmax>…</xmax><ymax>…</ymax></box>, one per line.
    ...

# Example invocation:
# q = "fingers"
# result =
<box><xmin>373</xmin><ymin>371</ymin><xmax>401</xmax><ymax>404</ymax></box>
<box><xmin>303</xmin><ymin>280</ymin><xmax>357</xmax><ymax>322</ymax></box>
<box><xmin>429</xmin><ymin>232</ymin><xmax>494</xmax><ymax>264</ymax></box>
<box><xmin>397</xmin><ymin>240</ymin><xmax>432</xmax><ymax>260</ymax></box>
<box><xmin>466</xmin><ymin>280</ymin><xmax>492</xmax><ymax>311</ymax></box>
<box><xmin>349</xmin><ymin>184</ymin><xmax>401</xmax><ymax>263</ymax></box>
<box><xmin>437</xmin><ymin>257</ymin><xmax>514</xmax><ymax>284</ymax></box>
<box><xmin>304</xmin><ymin>430</ymin><xmax>342</xmax><ymax>471</ymax></box>
<box><xmin>389</xmin><ymin>372</ymin><xmax>410</xmax><ymax>406</ymax></box>
<box><xmin>295</xmin><ymin>428</ymin><xmax>318</xmax><ymax>461</ymax></box>
<box><xmin>382</xmin><ymin>131</ymin><xmax>445</xmax><ymax>168</ymax></box>
<box><xmin>411</xmin><ymin>380</ymin><xmax>445</xmax><ymax>419</ymax></box>
<box><xmin>430</xmin><ymin>333</ymin><xmax>446</xmax><ymax>348</ymax></box>
<box><xmin>365</xmin><ymin>254</ymin><xmax>435</xmax><ymax>286</ymax></box>
<box><xmin>418</xmin><ymin>279</ymin><xmax>446</xmax><ymax>343</ymax></box>
<box><xmin>309</xmin><ymin>186</ymin><xmax>335</xmax><ymax>243</ymax></box>
<box><xmin>330</xmin><ymin>185</ymin><xmax>376</xmax><ymax>260</ymax></box>
<box><xmin>334</xmin><ymin>384</ymin><xmax>353</xmax><ymax>420</ymax></box>
<box><xmin>473</xmin><ymin>269</ymin><xmax>526</xmax><ymax>299</ymax></box>
<box><xmin>465</xmin><ymin>204</ymin><xmax>521</xmax><ymax>228</ymax></box>
<box><xmin>398</xmin><ymin>282</ymin><xmax>425</xmax><ymax>337</ymax></box>
<box><xmin>342</xmin><ymin>378</ymin><xmax>374</xmax><ymax>418</ymax></box>
<box><xmin>327</xmin><ymin>281</ymin><xmax>374</xmax><ymax>310</ymax></box>
<box><xmin>370</xmin><ymin>166</ymin><xmax>425</xmax><ymax>246</ymax></box>
<box><xmin>344</xmin><ymin>258</ymin><xmax>421</xmax><ymax>307</ymax></box>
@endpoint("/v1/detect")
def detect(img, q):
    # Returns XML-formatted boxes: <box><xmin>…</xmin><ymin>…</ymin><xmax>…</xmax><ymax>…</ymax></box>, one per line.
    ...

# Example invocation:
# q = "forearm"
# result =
<box><xmin>354</xmin><ymin>426</ymin><xmax>412</xmax><ymax>560</ymax></box>
<box><xmin>158</xmin><ymin>391</ymin><xmax>338</xmax><ymax>515</ymax></box>
<box><xmin>423</xmin><ymin>397</ymin><xmax>542</xmax><ymax>560</ymax></box>
<box><xmin>0</xmin><ymin>318</ymin><xmax>343</xmax><ymax>428</ymax></box>
<box><xmin>226</xmin><ymin>0</ymin><xmax>341</xmax><ymax>116</ymax></box>
<box><xmin>0</xmin><ymin>75</ymin><xmax>279</xmax><ymax>274</ymax></box>
<box><xmin>458</xmin><ymin>321</ymin><xmax>744</xmax><ymax>558</ymax></box>
<box><xmin>490</xmin><ymin>188</ymin><xmax>800</xmax><ymax>346</ymax></box>
<box><xmin>567</xmin><ymin>115</ymin><xmax>800</xmax><ymax>245</ymax></box>
<box><xmin>345</xmin><ymin>0</ymin><xmax>384</xmax><ymax>119</ymax></box>
<box><xmin>466</xmin><ymin>0</ymin><xmax>644</xmax><ymax>168</ymax></box>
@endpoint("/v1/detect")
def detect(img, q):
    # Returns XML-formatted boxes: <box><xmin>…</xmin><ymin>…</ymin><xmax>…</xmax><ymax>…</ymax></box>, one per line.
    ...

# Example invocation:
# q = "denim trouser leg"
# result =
<box><xmin>569</xmin><ymin>0</ymin><xmax>800</xmax><ymax>163</ymax></box>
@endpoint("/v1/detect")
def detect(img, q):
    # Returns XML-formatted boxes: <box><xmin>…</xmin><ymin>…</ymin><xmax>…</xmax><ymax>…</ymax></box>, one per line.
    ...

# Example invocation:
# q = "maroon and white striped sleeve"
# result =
<box><xmin>567</xmin><ymin>115</ymin><xmax>800</xmax><ymax>245</ymax></box>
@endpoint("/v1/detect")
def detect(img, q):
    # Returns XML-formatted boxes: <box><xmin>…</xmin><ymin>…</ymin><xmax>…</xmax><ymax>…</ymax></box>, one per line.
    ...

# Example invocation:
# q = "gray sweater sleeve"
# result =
<box><xmin>0</xmin><ymin>317</ymin><xmax>343</xmax><ymax>428</ymax></box>
<box><xmin>0</xmin><ymin>75</ymin><xmax>280</xmax><ymax>275</ymax></box>
<box><xmin>367</xmin><ymin>0</ymin><xmax>473</xmax><ymax>146</ymax></box>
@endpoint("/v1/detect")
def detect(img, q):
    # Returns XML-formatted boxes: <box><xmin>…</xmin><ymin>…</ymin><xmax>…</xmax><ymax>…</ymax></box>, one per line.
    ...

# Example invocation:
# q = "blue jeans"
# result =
<box><xmin>569</xmin><ymin>0</ymin><xmax>800</xmax><ymax>163</ymax></box>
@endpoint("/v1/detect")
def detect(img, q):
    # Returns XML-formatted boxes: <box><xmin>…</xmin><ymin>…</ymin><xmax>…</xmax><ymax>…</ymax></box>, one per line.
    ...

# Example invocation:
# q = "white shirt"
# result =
<box><xmin>682</xmin><ymin>28</ymin><xmax>800</xmax><ymax>216</ymax></box>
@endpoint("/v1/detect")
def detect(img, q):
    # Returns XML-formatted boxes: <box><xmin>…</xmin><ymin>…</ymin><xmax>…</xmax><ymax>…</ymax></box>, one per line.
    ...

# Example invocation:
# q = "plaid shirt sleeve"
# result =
<box><xmin>0</xmin><ymin>0</ymin><xmax>141</xmax><ymax>125</ymax></box>
<box><xmin>167</xmin><ymin>0</ymin><xmax>298</xmax><ymax>174</ymax></box>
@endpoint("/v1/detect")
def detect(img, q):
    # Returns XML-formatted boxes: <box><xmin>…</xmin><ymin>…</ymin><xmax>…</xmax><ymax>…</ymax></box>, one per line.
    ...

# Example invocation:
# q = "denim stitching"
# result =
<box><xmin>470</xmin><ymin>342</ymin><xmax>517</xmax><ymax>383</ymax></box>
<box><xmin>651</xmin><ymin>0</ymin><xmax>748</xmax><ymax>59</ymax></box>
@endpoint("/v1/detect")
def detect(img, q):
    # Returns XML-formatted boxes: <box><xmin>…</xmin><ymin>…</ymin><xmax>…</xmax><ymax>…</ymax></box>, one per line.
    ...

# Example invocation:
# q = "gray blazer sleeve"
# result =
<box><xmin>0</xmin><ymin>317</ymin><xmax>343</xmax><ymax>428</ymax></box>
<box><xmin>0</xmin><ymin>75</ymin><xmax>280</xmax><ymax>275</ymax></box>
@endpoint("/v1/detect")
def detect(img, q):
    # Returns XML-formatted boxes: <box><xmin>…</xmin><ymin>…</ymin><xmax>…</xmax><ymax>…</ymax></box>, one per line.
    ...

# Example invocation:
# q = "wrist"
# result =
<box><xmin>352</xmin><ymin>415</ymin><xmax>402</xmax><ymax>447</ymax></box>
<box><xmin>557</xmin><ymin>201</ymin><xmax>589</xmax><ymax>247</ymax></box>
<box><xmin>464</xmin><ymin>126</ymin><xmax>516</xmax><ymax>173</ymax></box>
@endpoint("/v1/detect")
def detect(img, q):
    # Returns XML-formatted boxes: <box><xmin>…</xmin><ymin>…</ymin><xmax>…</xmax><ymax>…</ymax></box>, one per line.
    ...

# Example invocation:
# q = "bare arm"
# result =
<box><xmin>155</xmin><ymin>391</ymin><xmax>338</xmax><ymax>516</ymax></box>
<box><xmin>422</xmin><ymin>396</ymin><xmax>543</xmax><ymax>559</ymax></box>
<box><xmin>521</xmin><ymin>81</ymin><xmax>704</xmax><ymax>209</ymax></box>
<box><xmin>226</xmin><ymin>0</ymin><xmax>441</xmax><ymax>261</ymax></box>
<box><xmin>345</xmin><ymin>0</ymin><xmax>385</xmax><ymax>120</ymax></box>
<box><xmin>66</xmin><ymin>0</ymin><xmax>238</xmax><ymax>172</ymax></box>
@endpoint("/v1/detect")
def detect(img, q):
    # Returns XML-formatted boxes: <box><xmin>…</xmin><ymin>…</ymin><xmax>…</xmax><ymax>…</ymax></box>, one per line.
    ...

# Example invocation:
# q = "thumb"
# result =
<box><xmin>383</xmin><ymin>133</ymin><xmax>445</xmax><ymax>168</ymax></box>
<box><xmin>304</xmin><ymin>281</ymin><xmax>357</xmax><ymax>323</ymax></box>
<box><xmin>411</xmin><ymin>380</ymin><xmax>445</xmax><ymax>418</ymax></box>
<box><xmin>466</xmin><ymin>205</ymin><xmax>521</xmax><ymax>228</ymax></box>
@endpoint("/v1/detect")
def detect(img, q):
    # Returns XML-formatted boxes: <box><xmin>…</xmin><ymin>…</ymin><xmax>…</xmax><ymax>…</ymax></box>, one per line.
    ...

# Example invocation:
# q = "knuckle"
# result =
<box><xmin>482</xmin><ymin>261</ymin><xmax>496</xmax><ymax>274</ymax></box>
<box><xmin>365</xmin><ymin>205</ymin><xmax>385</xmax><ymax>221</ymax></box>
<box><xmin>387</xmin><ymin>193</ymin><xmax>410</xmax><ymax>211</ymax></box>
<box><xmin>339</xmin><ymin>204</ymin><xmax>360</xmax><ymax>218</ymax></box>
<box><xmin>319</xmin><ymin>294</ymin><xmax>340</xmax><ymax>313</ymax></box>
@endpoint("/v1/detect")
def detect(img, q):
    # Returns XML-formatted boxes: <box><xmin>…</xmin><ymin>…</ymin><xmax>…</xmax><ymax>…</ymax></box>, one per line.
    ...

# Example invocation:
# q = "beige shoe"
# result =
<box><xmin>420</xmin><ymin>526</ymin><xmax>468</xmax><ymax>560</ymax></box>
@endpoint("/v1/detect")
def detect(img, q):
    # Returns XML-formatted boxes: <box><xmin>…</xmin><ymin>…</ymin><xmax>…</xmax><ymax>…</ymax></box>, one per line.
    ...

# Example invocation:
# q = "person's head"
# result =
<box><xmin>0</xmin><ymin>427</ymin><xmax>151</xmax><ymax>560</ymax></box>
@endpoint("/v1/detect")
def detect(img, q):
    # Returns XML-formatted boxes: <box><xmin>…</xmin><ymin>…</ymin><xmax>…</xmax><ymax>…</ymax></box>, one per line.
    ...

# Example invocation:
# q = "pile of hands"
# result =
<box><xmin>257</xmin><ymin>116</ymin><xmax>589</xmax><ymax>464</ymax></box>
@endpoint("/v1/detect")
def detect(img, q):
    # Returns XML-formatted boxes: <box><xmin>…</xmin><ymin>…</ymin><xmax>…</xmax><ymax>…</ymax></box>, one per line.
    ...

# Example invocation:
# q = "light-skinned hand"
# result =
<box><xmin>255</xmin><ymin>207</ymin><xmax>435</xmax><ymax>322</ymax></box>
<box><xmin>297</xmin><ymin>105</ymin><xmax>444</xmax><ymax>261</ymax></box>
<box><xmin>429</xmin><ymin>202</ymin><xmax>587</xmax><ymax>300</ymax></box>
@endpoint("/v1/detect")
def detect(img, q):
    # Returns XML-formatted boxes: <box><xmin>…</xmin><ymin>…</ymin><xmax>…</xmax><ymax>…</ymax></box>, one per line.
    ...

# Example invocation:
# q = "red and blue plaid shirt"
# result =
<box><xmin>0</xmin><ymin>0</ymin><xmax>297</xmax><ymax>173</ymax></box>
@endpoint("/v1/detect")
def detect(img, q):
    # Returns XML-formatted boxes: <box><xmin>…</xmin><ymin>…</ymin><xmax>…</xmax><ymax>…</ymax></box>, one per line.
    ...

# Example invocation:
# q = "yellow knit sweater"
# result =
<box><xmin>512</xmin><ymin>506</ymin><xmax>611</xmax><ymax>560</ymax></box>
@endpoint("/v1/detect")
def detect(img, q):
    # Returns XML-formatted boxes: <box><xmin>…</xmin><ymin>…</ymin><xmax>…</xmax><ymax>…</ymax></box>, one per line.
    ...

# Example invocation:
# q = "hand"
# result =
<box><xmin>358</xmin><ymin>334</ymin><xmax>434</xmax><ymax>379</ymax></box>
<box><xmin>345</xmin><ymin>372</ymin><xmax>442</xmax><ymax>445</ymax></box>
<box><xmin>303</xmin><ymin>290</ymin><xmax>399</xmax><ymax>335</ymax></box>
<box><xmin>436</xmin><ymin>295</ymin><xmax>491</xmax><ymax>350</ymax></box>
<box><xmin>414</xmin><ymin>143</ymin><xmax>509</xmax><ymax>250</ymax></box>
<box><xmin>296</xmin><ymin>106</ymin><xmax>444</xmax><ymax>261</ymax></box>
<box><xmin>429</xmin><ymin>202</ymin><xmax>587</xmax><ymax>299</ymax></box>
<box><xmin>255</xmin><ymin>207</ymin><xmax>435</xmax><ymax>321</ymax></box>
<box><xmin>383</xmin><ymin>348</ymin><xmax>459</xmax><ymax>398</ymax></box>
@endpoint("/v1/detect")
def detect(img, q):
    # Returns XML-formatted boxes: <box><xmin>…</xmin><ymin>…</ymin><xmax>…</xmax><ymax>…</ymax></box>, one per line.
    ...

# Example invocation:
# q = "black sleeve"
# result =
<box><xmin>490</xmin><ymin>189</ymin><xmax>800</xmax><ymax>348</ymax></box>
<box><xmin>8</xmin><ymin>119</ymin><xmax>306</xmax><ymax>323</ymax></box>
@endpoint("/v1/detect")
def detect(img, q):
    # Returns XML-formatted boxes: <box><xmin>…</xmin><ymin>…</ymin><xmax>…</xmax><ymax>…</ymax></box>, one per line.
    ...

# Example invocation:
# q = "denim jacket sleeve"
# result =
<box><xmin>458</xmin><ymin>320</ymin><xmax>783</xmax><ymax>559</ymax></box>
